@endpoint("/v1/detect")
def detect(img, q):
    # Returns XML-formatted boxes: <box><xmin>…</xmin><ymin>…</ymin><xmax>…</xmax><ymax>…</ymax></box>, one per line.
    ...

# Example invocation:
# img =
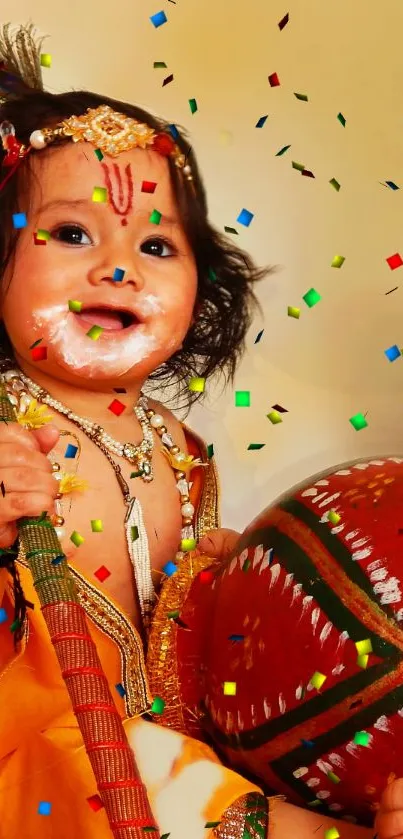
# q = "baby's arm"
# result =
<box><xmin>270</xmin><ymin>799</ymin><xmax>373</xmax><ymax>839</ymax></box>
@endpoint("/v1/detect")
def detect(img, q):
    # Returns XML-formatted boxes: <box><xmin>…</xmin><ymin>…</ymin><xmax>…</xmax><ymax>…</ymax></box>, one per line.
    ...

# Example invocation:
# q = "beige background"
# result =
<box><xmin>3</xmin><ymin>1</ymin><xmax>403</xmax><ymax>530</ymax></box>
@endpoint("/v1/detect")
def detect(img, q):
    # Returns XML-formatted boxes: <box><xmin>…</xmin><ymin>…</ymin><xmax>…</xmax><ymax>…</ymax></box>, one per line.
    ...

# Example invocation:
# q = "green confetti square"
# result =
<box><xmin>327</xmin><ymin>771</ymin><xmax>341</xmax><ymax>784</ymax></box>
<box><xmin>235</xmin><ymin>391</ymin><xmax>250</xmax><ymax>407</ymax></box>
<box><xmin>91</xmin><ymin>519</ymin><xmax>103</xmax><ymax>533</ymax></box>
<box><xmin>329</xmin><ymin>178</ymin><xmax>341</xmax><ymax>191</ymax></box>
<box><xmin>188</xmin><ymin>377</ymin><xmax>205</xmax><ymax>393</ymax></box>
<box><xmin>303</xmin><ymin>288</ymin><xmax>321</xmax><ymax>308</ymax></box>
<box><xmin>149</xmin><ymin>209</ymin><xmax>162</xmax><ymax>225</ymax></box>
<box><xmin>70</xmin><ymin>531</ymin><xmax>85</xmax><ymax>547</ymax></box>
<box><xmin>189</xmin><ymin>98</ymin><xmax>198</xmax><ymax>114</ymax></box>
<box><xmin>267</xmin><ymin>410</ymin><xmax>282</xmax><ymax>425</ymax></box>
<box><xmin>349</xmin><ymin>412</ymin><xmax>368</xmax><ymax>431</ymax></box>
<box><xmin>242</xmin><ymin>558</ymin><xmax>251</xmax><ymax>572</ymax></box>
<box><xmin>151</xmin><ymin>696</ymin><xmax>165</xmax><ymax>714</ymax></box>
<box><xmin>357</xmin><ymin>654</ymin><xmax>369</xmax><ymax>669</ymax></box>
<box><xmin>224</xmin><ymin>226</ymin><xmax>238</xmax><ymax>235</ymax></box>
<box><xmin>40</xmin><ymin>53</ymin><xmax>52</xmax><ymax>68</ymax></box>
<box><xmin>276</xmin><ymin>144</ymin><xmax>291</xmax><ymax>156</ymax></box>
<box><xmin>294</xmin><ymin>92</ymin><xmax>308</xmax><ymax>101</ymax></box>
<box><xmin>354</xmin><ymin>730</ymin><xmax>370</xmax><ymax>746</ymax></box>
<box><xmin>208</xmin><ymin>267</ymin><xmax>218</xmax><ymax>283</ymax></box>
<box><xmin>328</xmin><ymin>510</ymin><xmax>341</xmax><ymax>524</ymax></box>
<box><xmin>92</xmin><ymin>186</ymin><xmax>108</xmax><ymax>203</ymax></box>
<box><xmin>68</xmin><ymin>299</ymin><xmax>82</xmax><ymax>313</ymax></box>
<box><xmin>181</xmin><ymin>537</ymin><xmax>196</xmax><ymax>551</ymax></box>
<box><xmin>337</xmin><ymin>112</ymin><xmax>346</xmax><ymax>127</ymax></box>
<box><xmin>248</xmin><ymin>443</ymin><xmax>265</xmax><ymax>450</ymax></box>
<box><xmin>86</xmin><ymin>325</ymin><xmax>103</xmax><ymax>341</ymax></box>
<box><xmin>94</xmin><ymin>148</ymin><xmax>104</xmax><ymax>161</ymax></box>
<box><xmin>292</xmin><ymin>161</ymin><xmax>305</xmax><ymax>171</ymax></box>
<box><xmin>331</xmin><ymin>254</ymin><xmax>345</xmax><ymax>268</ymax></box>
<box><xmin>288</xmin><ymin>306</ymin><xmax>300</xmax><ymax>319</ymax></box>
<box><xmin>207</xmin><ymin>443</ymin><xmax>214</xmax><ymax>459</ymax></box>
<box><xmin>131</xmin><ymin>525</ymin><xmax>139</xmax><ymax>542</ymax></box>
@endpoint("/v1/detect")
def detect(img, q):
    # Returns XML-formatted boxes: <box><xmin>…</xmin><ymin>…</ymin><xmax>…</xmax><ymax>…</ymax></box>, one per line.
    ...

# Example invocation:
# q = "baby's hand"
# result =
<box><xmin>375</xmin><ymin>778</ymin><xmax>403</xmax><ymax>839</ymax></box>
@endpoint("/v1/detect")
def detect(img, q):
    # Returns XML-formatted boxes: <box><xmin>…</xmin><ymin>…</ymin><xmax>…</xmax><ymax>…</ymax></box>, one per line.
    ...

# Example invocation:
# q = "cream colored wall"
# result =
<box><xmin>3</xmin><ymin>1</ymin><xmax>403</xmax><ymax>530</ymax></box>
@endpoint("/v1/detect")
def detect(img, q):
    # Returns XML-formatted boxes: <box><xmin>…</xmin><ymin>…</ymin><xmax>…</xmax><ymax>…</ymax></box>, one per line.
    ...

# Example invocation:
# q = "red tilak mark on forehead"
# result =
<box><xmin>101</xmin><ymin>162</ymin><xmax>134</xmax><ymax>217</ymax></box>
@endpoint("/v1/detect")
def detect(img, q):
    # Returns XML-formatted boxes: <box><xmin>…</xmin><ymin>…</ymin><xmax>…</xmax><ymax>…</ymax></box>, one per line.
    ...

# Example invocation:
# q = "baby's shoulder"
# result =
<box><xmin>147</xmin><ymin>398</ymin><xmax>188</xmax><ymax>453</ymax></box>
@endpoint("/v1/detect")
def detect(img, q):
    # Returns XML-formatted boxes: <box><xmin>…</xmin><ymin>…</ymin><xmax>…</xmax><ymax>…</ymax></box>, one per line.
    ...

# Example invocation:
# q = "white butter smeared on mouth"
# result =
<box><xmin>75</xmin><ymin>308</ymin><xmax>126</xmax><ymax>330</ymax></box>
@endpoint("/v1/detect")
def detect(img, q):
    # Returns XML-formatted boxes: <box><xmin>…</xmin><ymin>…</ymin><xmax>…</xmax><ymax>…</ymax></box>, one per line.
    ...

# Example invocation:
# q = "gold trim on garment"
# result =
<box><xmin>213</xmin><ymin>792</ymin><xmax>271</xmax><ymax>839</ymax></box>
<box><xmin>146</xmin><ymin>437</ymin><xmax>221</xmax><ymax>735</ymax></box>
<box><xmin>16</xmin><ymin>541</ymin><xmax>152</xmax><ymax>717</ymax></box>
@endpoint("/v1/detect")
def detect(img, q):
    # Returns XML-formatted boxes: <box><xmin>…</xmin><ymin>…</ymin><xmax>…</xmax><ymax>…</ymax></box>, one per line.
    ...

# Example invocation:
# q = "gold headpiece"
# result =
<box><xmin>0</xmin><ymin>104</ymin><xmax>194</xmax><ymax>186</ymax></box>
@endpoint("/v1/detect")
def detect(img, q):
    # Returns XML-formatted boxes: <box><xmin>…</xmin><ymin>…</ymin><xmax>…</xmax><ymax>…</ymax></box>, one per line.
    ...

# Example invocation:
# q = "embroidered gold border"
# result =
<box><xmin>16</xmin><ymin>542</ymin><xmax>152</xmax><ymax>717</ymax></box>
<box><xmin>146</xmin><ymin>433</ymin><xmax>221</xmax><ymax>735</ymax></box>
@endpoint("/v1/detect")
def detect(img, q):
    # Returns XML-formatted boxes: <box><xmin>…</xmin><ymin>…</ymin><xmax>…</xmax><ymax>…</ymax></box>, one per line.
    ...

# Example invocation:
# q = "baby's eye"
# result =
<box><xmin>140</xmin><ymin>237</ymin><xmax>176</xmax><ymax>258</ymax></box>
<box><xmin>52</xmin><ymin>225</ymin><xmax>92</xmax><ymax>246</ymax></box>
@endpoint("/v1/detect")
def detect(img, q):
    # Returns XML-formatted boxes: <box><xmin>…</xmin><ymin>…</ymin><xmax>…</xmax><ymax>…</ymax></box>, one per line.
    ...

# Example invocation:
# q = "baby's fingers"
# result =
<box><xmin>376</xmin><ymin>779</ymin><xmax>403</xmax><ymax>839</ymax></box>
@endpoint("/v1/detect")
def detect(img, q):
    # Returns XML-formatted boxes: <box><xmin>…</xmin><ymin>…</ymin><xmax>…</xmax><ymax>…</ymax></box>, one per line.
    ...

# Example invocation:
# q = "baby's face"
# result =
<box><xmin>1</xmin><ymin>142</ymin><xmax>197</xmax><ymax>385</ymax></box>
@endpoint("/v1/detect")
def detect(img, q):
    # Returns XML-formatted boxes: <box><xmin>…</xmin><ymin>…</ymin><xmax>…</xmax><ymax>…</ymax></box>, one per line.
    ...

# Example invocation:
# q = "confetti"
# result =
<box><xmin>149</xmin><ymin>209</ymin><xmax>162</xmax><ymax>225</ymax></box>
<box><xmin>272</xmin><ymin>404</ymin><xmax>288</xmax><ymax>413</ymax></box>
<box><xmin>278</xmin><ymin>12</ymin><xmax>289</xmax><ymax>30</ymax></box>
<box><xmin>237</xmin><ymin>208</ymin><xmax>254</xmax><ymax>227</ymax></box>
<box><xmin>189</xmin><ymin>98</ymin><xmax>198</xmax><ymax>114</ymax></box>
<box><xmin>207</xmin><ymin>443</ymin><xmax>214</xmax><ymax>459</ymax></box>
<box><xmin>356</xmin><ymin>638</ymin><xmax>373</xmax><ymax>656</ymax></box>
<box><xmin>33</xmin><ymin>233</ymin><xmax>46</xmax><ymax>246</ymax></box>
<box><xmin>40</xmin><ymin>54</ymin><xmax>52</xmax><ymax>68</ymax></box>
<box><xmin>94</xmin><ymin>149</ymin><xmax>104</xmax><ymax>161</ymax></box>
<box><xmin>131</xmin><ymin>525</ymin><xmax>139</xmax><ymax>542</ymax></box>
<box><xmin>36</xmin><ymin>228</ymin><xmax>50</xmax><ymax>241</ymax></box>
<box><xmin>301</xmin><ymin>739</ymin><xmax>315</xmax><ymax>748</ymax></box>
<box><xmin>91</xmin><ymin>519</ymin><xmax>103</xmax><ymax>533</ymax></box>
<box><xmin>268</xmin><ymin>72</ymin><xmax>280</xmax><ymax>87</ymax></box>
<box><xmin>92</xmin><ymin>186</ymin><xmax>107</xmax><ymax>203</ymax></box>
<box><xmin>349</xmin><ymin>412</ymin><xmax>368</xmax><ymax>431</ymax></box>
<box><xmin>151</xmin><ymin>696</ymin><xmax>165</xmax><ymax>714</ymax></box>
<box><xmin>329</xmin><ymin>178</ymin><xmax>340</xmax><ymax>191</ymax></box>
<box><xmin>87</xmin><ymin>794</ymin><xmax>104</xmax><ymax>812</ymax></box>
<box><xmin>254</xmin><ymin>329</ymin><xmax>264</xmax><ymax>343</ymax></box>
<box><xmin>0</xmin><ymin>607</ymin><xmax>7</xmax><ymax>624</ymax></box>
<box><xmin>181</xmin><ymin>537</ymin><xmax>196</xmax><ymax>551</ymax></box>
<box><xmin>94</xmin><ymin>565</ymin><xmax>111</xmax><ymax>583</ymax></box>
<box><xmin>276</xmin><ymin>144</ymin><xmax>291</xmax><ymax>156</ymax></box>
<box><xmin>325</xmin><ymin>828</ymin><xmax>340</xmax><ymax>839</ymax></box>
<box><xmin>12</xmin><ymin>212</ymin><xmax>27</xmax><ymax>229</ymax></box>
<box><xmin>224</xmin><ymin>226</ymin><xmax>238</xmax><ymax>235</ymax></box>
<box><xmin>162</xmin><ymin>74</ymin><xmax>174</xmax><ymax>87</ymax></box>
<box><xmin>153</xmin><ymin>61</ymin><xmax>167</xmax><ymax>69</ymax></box>
<box><xmin>288</xmin><ymin>306</ymin><xmax>300</xmax><ymax>318</ymax></box>
<box><xmin>51</xmin><ymin>555</ymin><xmax>65</xmax><ymax>566</ymax></box>
<box><xmin>328</xmin><ymin>511</ymin><xmax>341</xmax><ymax>524</ymax></box>
<box><xmin>294</xmin><ymin>92</ymin><xmax>308</xmax><ymax>101</ymax></box>
<box><xmin>205</xmin><ymin>822</ymin><xmax>221</xmax><ymax>829</ymax></box>
<box><xmin>310</xmin><ymin>671</ymin><xmax>327</xmax><ymax>690</ymax></box>
<box><xmin>242</xmin><ymin>558</ymin><xmax>251</xmax><ymax>572</ymax></box>
<box><xmin>68</xmin><ymin>299</ymin><xmax>82</xmax><ymax>313</ymax></box>
<box><xmin>223</xmin><ymin>681</ymin><xmax>237</xmax><ymax>696</ymax></box>
<box><xmin>38</xmin><ymin>801</ymin><xmax>52</xmax><ymax>816</ymax></box>
<box><xmin>248</xmin><ymin>443</ymin><xmax>265</xmax><ymax>450</ymax></box>
<box><xmin>113</xmin><ymin>268</ymin><xmax>125</xmax><ymax>282</ymax></box>
<box><xmin>108</xmin><ymin>399</ymin><xmax>126</xmax><ymax>416</ymax></box>
<box><xmin>150</xmin><ymin>11</ymin><xmax>167</xmax><ymax>28</ymax></box>
<box><xmin>256</xmin><ymin>115</ymin><xmax>268</xmax><ymax>128</ymax></box>
<box><xmin>303</xmin><ymin>288</ymin><xmax>321</xmax><ymax>308</ymax></box>
<box><xmin>162</xmin><ymin>561</ymin><xmax>177</xmax><ymax>577</ymax></box>
<box><xmin>387</xmin><ymin>253</ymin><xmax>403</xmax><ymax>270</ymax></box>
<box><xmin>70</xmin><ymin>531</ymin><xmax>85</xmax><ymax>547</ymax></box>
<box><xmin>86</xmin><ymin>325</ymin><xmax>103</xmax><ymax>341</ymax></box>
<box><xmin>199</xmin><ymin>569</ymin><xmax>214</xmax><ymax>584</ymax></box>
<box><xmin>235</xmin><ymin>391</ymin><xmax>250</xmax><ymax>407</ymax></box>
<box><xmin>267</xmin><ymin>410</ymin><xmax>282</xmax><ymax>425</ymax></box>
<box><xmin>142</xmin><ymin>181</ymin><xmax>157</xmax><ymax>194</ymax></box>
<box><xmin>354</xmin><ymin>730</ymin><xmax>370</xmax><ymax>746</ymax></box>
<box><xmin>115</xmin><ymin>682</ymin><xmax>126</xmax><ymax>698</ymax></box>
<box><xmin>357</xmin><ymin>654</ymin><xmax>369</xmax><ymax>669</ymax></box>
<box><xmin>331</xmin><ymin>255</ymin><xmax>345</xmax><ymax>268</ymax></box>
<box><xmin>327</xmin><ymin>771</ymin><xmax>341</xmax><ymax>784</ymax></box>
<box><xmin>292</xmin><ymin>161</ymin><xmax>305</xmax><ymax>172</ymax></box>
<box><xmin>384</xmin><ymin>180</ymin><xmax>399</xmax><ymax>190</ymax></box>
<box><xmin>337</xmin><ymin>113</ymin><xmax>346</xmax><ymax>127</ymax></box>
<box><xmin>385</xmin><ymin>344</ymin><xmax>401</xmax><ymax>362</ymax></box>
<box><xmin>208</xmin><ymin>267</ymin><xmax>218</xmax><ymax>283</ymax></box>
<box><xmin>188</xmin><ymin>377</ymin><xmax>205</xmax><ymax>393</ymax></box>
<box><xmin>31</xmin><ymin>345</ymin><xmax>47</xmax><ymax>361</ymax></box>
<box><xmin>228</xmin><ymin>634</ymin><xmax>245</xmax><ymax>643</ymax></box>
<box><xmin>65</xmin><ymin>443</ymin><xmax>78</xmax><ymax>458</ymax></box>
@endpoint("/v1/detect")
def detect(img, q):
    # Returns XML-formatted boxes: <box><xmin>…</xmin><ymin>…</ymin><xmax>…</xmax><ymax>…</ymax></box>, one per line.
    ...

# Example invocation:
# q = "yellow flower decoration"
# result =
<box><xmin>162</xmin><ymin>447</ymin><xmax>207</xmax><ymax>475</ymax></box>
<box><xmin>17</xmin><ymin>398</ymin><xmax>55</xmax><ymax>430</ymax></box>
<box><xmin>58</xmin><ymin>472</ymin><xmax>90</xmax><ymax>496</ymax></box>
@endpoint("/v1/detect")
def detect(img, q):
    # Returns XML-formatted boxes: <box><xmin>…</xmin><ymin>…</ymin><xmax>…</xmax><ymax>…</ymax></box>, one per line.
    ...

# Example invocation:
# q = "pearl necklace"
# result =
<box><xmin>3</xmin><ymin>367</ymin><xmax>197</xmax><ymax>632</ymax></box>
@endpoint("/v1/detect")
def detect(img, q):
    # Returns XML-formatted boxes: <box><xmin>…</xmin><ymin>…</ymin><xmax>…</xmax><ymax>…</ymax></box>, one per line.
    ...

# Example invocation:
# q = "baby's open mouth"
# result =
<box><xmin>73</xmin><ymin>307</ymin><xmax>138</xmax><ymax>331</ymax></box>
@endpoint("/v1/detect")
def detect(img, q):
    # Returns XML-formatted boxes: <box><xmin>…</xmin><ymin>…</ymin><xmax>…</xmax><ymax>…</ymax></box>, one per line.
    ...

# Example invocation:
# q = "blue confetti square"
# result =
<box><xmin>385</xmin><ymin>181</ymin><xmax>399</xmax><ymax>190</ymax></box>
<box><xmin>237</xmin><ymin>208</ymin><xmax>254</xmax><ymax>227</ymax></box>
<box><xmin>115</xmin><ymin>682</ymin><xmax>126</xmax><ymax>697</ymax></box>
<box><xmin>168</xmin><ymin>124</ymin><xmax>179</xmax><ymax>140</ymax></box>
<box><xmin>12</xmin><ymin>212</ymin><xmax>27</xmax><ymax>229</ymax></box>
<box><xmin>150</xmin><ymin>10</ymin><xmax>167</xmax><ymax>28</ymax></box>
<box><xmin>0</xmin><ymin>607</ymin><xmax>7</xmax><ymax>624</ymax></box>
<box><xmin>65</xmin><ymin>443</ymin><xmax>78</xmax><ymax>459</ymax></box>
<box><xmin>38</xmin><ymin>801</ymin><xmax>52</xmax><ymax>816</ymax></box>
<box><xmin>256</xmin><ymin>115</ymin><xmax>268</xmax><ymax>128</ymax></box>
<box><xmin>113</xmin><ymin>267</ymin><xmax>125</xmax><ymax>282</ymax></box>
<box><xmin>162</xmin><ymin>560</ymin><xmax>177</xmax><ymax>577</ymax></box>
<box><xmin>384</xmin><ymin>344</ymin><xmax>401</xmax><ymax>362</ymax></box>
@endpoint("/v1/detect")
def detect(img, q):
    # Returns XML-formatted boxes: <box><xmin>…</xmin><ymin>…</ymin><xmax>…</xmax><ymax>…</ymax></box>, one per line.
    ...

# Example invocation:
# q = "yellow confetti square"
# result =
<box><xmin>327</xmin><ymin>771</ymin><xmax>341</xmax><ymax>784</ymax></box>
<box><xmin>325</xmin><ymin>828</ymin><xmax>340</xmax><ymax>839</ymax></box>
<box><xmin>331</xmin><ymin>255</ymin><xmax>345</xmax><ymax>268</ymax></box>
<box><xmin>223</xmin><ymin>681</ymin><xmax>237</xmax><ymax>696</ymax></box>
<box><xmin>310</xmin><ymin>671</ymin><xmax>327</xmax><ymax>690</ymax></box>
<box><xmin>68</xmin><ymin>300</ymin><xmax>83</xmax><ymax>313</ymax></box>
<box><xmin>40</xmin><ymin>53</ymin><xmax>52</xmax><ymax>68</ymax></box>
<box><xmin>91</xmin><ymin>519</ymin><xmax>103</xmax><ymax>533</ymax></box>
<box><xmin>328</xmin><ymin>511</ymin><xmax>341</xmax><ymax>524</ymax></box>
<box><xmin>70</xmin><ymin>530</ymin><xmax>85</xmax><ymax>547</ymax></box>
<box><xmin>267</xmin><ymin>410</ymin><xmax>282</xmax><ymax>425</ymax></box>
<box><xmin>357</xmin><ymin>654</ymin><xmax>369</xmax><ymax>669</ymax></box>
<box><xmin>36</xmin><ymin>228</ymin><xmax>50</xmax><ymax>241</ymax></box>
<box><xmin>355</xmin><ymin>639</ymin><xmax>372</xmax><ymax>656</ymax></box>
<box><xmin>288</xmin><ymin>306</ymin><xmax>300</xmax><ymax>319</ymax></box>
<box><xmin>188</xmin><ymin>377</ymin><xmax>205</xmax><ymax>393</ymax></box>
<box><xmin>92</xmin><ymin>186</ymin><xmax>108</xmax><ymax>203</ymax></box>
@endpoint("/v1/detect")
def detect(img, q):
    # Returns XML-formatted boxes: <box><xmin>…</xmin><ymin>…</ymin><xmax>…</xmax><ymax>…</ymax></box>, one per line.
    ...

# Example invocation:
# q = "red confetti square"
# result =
<box><xmin>33</xmin><ymin>233</ymin><xmax>47</xmax><ymax>245</ymax></box>
<box><xmin>31</xmin><ymin>346</ymin><xmax>47</xmax><ymax>361</ymax></box>
<box><xmin>199</xmin><ymin>570</ymin><xmax>214</xmax><ymax>584</ymax></box>
<box><xmin>141</xmin><ymin>181</ymin><xmax>157</xmax><ymax>194</ymax></box>
<box><xmin>386</xmin><ymin>253</ymin><xmax>403</xmax><ymax>270</ymax></box>
<box><xmin>94</xmin><ymin>565</ymin><xmax>111</xmax><ymax>583</ymax></box>
<box><xmin>108</xmin><ymin>399</ymin><xmax>126</xmax><ymax>416</ymax></box>
<box><xmin>268</xmin><ymin>72</ymin><xmax>280</xmax><ymax>87</ymax></box>
<box><xmin>87</xmin><ymin>794</ymin><xmax>104</xmax><ymax>812</ymax></box>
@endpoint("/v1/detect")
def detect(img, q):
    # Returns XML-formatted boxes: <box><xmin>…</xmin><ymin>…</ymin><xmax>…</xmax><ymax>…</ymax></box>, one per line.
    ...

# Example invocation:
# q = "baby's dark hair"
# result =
<box><xmin>0</xmin><ymin>88</ymin><xmax>273</xmax><ymax>413</ymax></box>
